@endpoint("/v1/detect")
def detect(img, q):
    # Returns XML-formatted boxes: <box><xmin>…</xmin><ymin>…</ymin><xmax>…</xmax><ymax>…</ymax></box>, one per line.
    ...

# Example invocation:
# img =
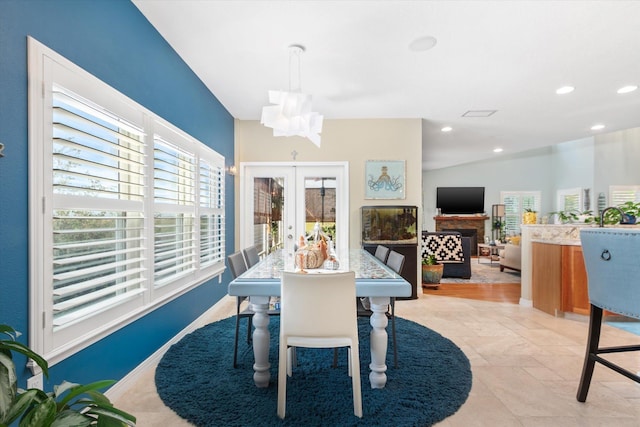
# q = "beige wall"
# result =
<box><xmin>234</xmin><ymin>118</ymin><xmax>423</xmax><ymax>273</ymax></box>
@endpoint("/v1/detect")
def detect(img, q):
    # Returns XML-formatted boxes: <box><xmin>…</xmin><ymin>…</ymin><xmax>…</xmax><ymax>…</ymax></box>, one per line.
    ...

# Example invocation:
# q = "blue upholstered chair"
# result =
<box><xmin>577</xmin><ymin>228</ymin><xmax>640</xmax><ymax>402</ymax></box>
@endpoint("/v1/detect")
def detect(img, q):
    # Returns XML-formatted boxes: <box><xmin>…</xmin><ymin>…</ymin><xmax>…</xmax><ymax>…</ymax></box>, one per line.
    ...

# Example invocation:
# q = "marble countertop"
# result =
<box><xmin>524</xmin><ymin>224</ymin><xmax>640</xmax><ymax>245</ymax></box>
<box><xmin>530</xmin><ymin>238</ymin><xmax>582</xmax><ymax>246</ymax></box>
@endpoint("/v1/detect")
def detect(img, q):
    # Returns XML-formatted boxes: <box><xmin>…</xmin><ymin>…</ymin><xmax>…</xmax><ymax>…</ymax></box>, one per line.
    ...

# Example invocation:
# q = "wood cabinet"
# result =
<box><xmin>561</xmin><ymin>245</ymin><xmax>590</xmax><ymax>315</ymax></box>
<box><xmin>532</xmin><ymin>242</ymin><xmax>589</xmax><ymax>316</ymax></box>
<box><xmin>532</xmin><ymin>243</ymin><xmax>562</xmax><ymax>315</ymax></box>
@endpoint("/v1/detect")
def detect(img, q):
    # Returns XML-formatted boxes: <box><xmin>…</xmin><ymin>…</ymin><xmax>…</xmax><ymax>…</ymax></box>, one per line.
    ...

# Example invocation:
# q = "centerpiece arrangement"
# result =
<box><xmin>295</xmin><ymin>222</ymin><xmax>339</xmax><ymax>271</ymax></box>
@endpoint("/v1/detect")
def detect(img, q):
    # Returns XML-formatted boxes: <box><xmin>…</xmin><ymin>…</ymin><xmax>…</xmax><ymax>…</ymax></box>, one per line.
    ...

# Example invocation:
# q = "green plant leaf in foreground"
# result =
<box><xmin>18</xmin><ymin>396</ymin><xmax>57</xmax><ymax>427</ymax></box>
<box><xmin>1</xmin><ymin>325</ymin><xmax>136</xmax><ymax>426</ymax></box>
<box><xmin>55</xmin><ymin>380</ymin><xmax>116</xmax><ymax>410</ymax></box>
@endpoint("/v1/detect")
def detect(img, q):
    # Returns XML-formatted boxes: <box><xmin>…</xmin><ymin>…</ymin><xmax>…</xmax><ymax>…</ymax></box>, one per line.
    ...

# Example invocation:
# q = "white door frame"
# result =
<box><xmin>239</xmin><ymin>162</ymin><xmax>349</xmax><ymax>262</ymax></box>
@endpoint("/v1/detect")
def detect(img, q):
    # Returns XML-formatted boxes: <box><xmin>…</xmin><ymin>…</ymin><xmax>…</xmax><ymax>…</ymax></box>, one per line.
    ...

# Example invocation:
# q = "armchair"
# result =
<box><xmin>499</xmin><ymin>243</ymin><xmax>521</xmax><ymax>272</ymax></box>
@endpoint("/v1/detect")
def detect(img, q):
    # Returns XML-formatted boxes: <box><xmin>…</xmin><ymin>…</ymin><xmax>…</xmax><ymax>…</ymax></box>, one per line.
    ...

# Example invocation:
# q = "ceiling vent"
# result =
<box><xmin>462</xmin><ymin>110</ymin><xmax>497</xmax><ymax>118</ymax></box>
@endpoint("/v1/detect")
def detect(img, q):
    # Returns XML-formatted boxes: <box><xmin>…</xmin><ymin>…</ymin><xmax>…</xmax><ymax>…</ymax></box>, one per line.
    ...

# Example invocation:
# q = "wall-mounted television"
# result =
<box><xmin>436</xmin><ymin>187</ymin><xmax>485</xmax><ymax>215</ymax></box>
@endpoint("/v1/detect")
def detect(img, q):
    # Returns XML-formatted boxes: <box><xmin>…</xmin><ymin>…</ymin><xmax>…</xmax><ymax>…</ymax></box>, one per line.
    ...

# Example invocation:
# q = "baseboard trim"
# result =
<box><xmin>105</xmin><ymin>298</ymin><xmax>229</xmax><ymax>401</ymax></box>
<box><xmin>519</xmin><ymin>297</ymin><xmax>533</xmax><ymax>307</ymax></box>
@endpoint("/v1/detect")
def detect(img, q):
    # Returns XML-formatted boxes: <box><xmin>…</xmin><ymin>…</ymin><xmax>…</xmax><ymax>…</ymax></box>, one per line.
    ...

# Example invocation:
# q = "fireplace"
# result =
<box><xmin>443</xmin><ymin>228</ymin><xmax>478</xmax><ymax>256</ymax></box>
<box><xmin>434</xmin><ymin>215</ymin><xmax>489</xmax><ymax>256</ymax></box>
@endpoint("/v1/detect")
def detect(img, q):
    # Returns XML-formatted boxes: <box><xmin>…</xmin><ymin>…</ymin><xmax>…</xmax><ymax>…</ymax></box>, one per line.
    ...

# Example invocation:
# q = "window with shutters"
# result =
<box><xmin>556</xmin><ymin>188</ymin><xmax>582</xmax><ymax>212</ymax></box>
<box><xmin>28</xmin><ymin>38</ymin><xmax>225</xmax><ymax>363</ymax></box>
<box><xmin>500</xmin><ymin>191</ymin><xmax>541</xmax><ymax>235</ymax></box>
<box><xmin>609</xmin><ymin>185</ymin><xmax>640</xmax><ymax>206</ymax></box>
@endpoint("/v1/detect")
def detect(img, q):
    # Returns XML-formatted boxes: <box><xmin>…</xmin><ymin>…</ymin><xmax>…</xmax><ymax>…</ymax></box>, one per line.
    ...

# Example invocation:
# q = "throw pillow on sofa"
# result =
<box><xmin>421</xmin><ymin>234</ymin><xmax>464</xmax><ymax>263</ymax></box>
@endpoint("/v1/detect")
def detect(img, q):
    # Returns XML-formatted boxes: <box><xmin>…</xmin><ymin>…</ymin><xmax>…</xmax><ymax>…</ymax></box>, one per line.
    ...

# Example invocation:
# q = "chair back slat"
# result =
<box><xmin>374</xmin><ymin>245</ymin><xmax>390</xmax><ymax>263</ymax></box>
<box><xmin>228</xmin><ymin>251</ymin><xmax>248</xmax><ymax>279</ymax></box>
<box><xmin>580</xmin><ymin>228</ymin><xmax>640</xmax><ymax>319</ymax></box>
<box><xmin>243</xmin><ymin>245</ymin><xmax>261</xmax><ymax>268</ymax></box>
<box><xmin>386</xmin><ymin>250</ymin><xmax>405</xmax><ymax>275</ymax></box>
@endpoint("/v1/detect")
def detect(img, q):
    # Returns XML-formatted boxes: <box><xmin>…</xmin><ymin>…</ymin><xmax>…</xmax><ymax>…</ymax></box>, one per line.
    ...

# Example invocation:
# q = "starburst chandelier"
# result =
<box><xmin>260</xmin><ymin>44</ymin><xmax>323</xmax><ymax>147</ymax></box>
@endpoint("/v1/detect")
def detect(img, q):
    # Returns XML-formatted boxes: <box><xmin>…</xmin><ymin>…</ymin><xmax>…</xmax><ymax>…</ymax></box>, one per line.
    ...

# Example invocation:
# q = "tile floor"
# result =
<box><xmin>113</xmin><ymin>290</ymin><xmax>640</xmax><ymax>426</ymax></box>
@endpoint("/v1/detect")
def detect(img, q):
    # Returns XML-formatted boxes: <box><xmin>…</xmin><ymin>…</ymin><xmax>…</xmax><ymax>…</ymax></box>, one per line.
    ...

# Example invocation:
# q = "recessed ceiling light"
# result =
<box><xmin>441</xmin><ymin>126</ymin><xmax>452</xmax><ymax>132</ymax></box>
<box><xmin>493</xmin><ymin>147</ymin><xmax>503</xmax><ymax>153</ymax></box>
<box><xmin>591</xmin><ymin>124</ymin><xmax>605</xmax><ymax>131</ymax></box>
<box><xmin>617</xmin><ymin>85</ymin><xmax>638</xmax><ymax>94</ymax></box>
<box><xmin>556</xmin><ymin>86</ymin><xmax>575</xmax><ymax>95</ymax></box>
<box><xmin>408</xmin><ymin>36</ymin><xmax>437</xmax><ymax>52</ymax></box>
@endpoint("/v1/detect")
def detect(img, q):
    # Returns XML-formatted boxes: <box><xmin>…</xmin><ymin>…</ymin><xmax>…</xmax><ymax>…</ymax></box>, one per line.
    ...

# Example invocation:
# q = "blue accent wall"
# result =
<box><xmin>0</xmin><ymin>0</ymin><xmax>235</xmax><ymax>389</ymax></box>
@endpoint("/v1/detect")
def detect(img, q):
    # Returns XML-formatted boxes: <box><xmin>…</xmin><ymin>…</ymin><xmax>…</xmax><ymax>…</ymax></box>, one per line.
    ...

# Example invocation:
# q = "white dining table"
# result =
<box><xmin>227</xmin><ymin>248</ymin><xmax>411</xmax><ymax>389</ymax></box>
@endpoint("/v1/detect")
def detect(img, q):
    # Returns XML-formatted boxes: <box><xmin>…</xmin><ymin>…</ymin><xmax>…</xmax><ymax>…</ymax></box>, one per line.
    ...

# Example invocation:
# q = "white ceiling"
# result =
<box><xmin>132</xmin><ymin>0</ymin><xmax>640</xmax><ymax>170</ymax></box>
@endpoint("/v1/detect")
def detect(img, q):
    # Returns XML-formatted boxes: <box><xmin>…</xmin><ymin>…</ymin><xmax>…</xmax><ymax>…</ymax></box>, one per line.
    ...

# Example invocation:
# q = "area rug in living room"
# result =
<box><xmin>155</xmin><ymin>316</ymin><xmax>472</xmax><ymax>426</ymax></box>
<box><xmin>441</xmin><ymin>260</ymin><xmax>521</xmax><ymax>284</ymax></box>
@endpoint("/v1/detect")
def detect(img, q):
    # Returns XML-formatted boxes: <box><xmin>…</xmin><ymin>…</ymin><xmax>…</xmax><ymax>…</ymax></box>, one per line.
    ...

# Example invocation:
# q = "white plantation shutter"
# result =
<box><xmin>563</xmin><ymin>194</ymin><xmax>580</xmax><ymax>211</ymax></box>
<box><xmin>501</xmin><ymin>191</ymin><xmax>541</xmax><ymax>235</ymax></box>
<box><xmin>51</xmin><ymin>86</ymin><xmax>147</xmax><ymax>327</ymax></box>
<box><xmin>610</xmin><ymin>185</ymin><xmax>640</xmax><ymax>206</ymax></box>
<box><xmin>29</xmin><ymin>38</ymin><xmax>226</xmax><ymax>361</ymax></box>
<box><xmin>502</xmin><ymin>194</ymin><xmax>520</xmax><ymax>235</ymax></box>
<box><xmin>153</xmin><ymin>138</ymin><xmax>197</xmax><ymax>286</ymax></box>
<box><xmin>199</xmin><ymin>159</ymin><xmax>225</xmax><ymax>267</ymax></box>
<box><xmin>556</xmin><ymin>188</ymin><xmax>582</xmax><ymax>212</ymax></box>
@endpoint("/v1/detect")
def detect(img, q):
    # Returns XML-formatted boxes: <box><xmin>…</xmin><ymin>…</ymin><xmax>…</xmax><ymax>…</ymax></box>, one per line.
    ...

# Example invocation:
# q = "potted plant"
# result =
<box><xmin>0</xmin><ymin>324</ymin><xmax>136</xmax><ymax>427</ymax></box>
<box><xmin>422</xmin><ymin>254</ymin><xmax>444</xmax><ymax>289</ymax></box>
<box><xmin>492</xmin><ymin>218</ymin><xmax>506</xmax><ymax>242</ymax></box>
<box><xmin>551</xmin><ymin>209</ymin><xmax>595</xmax><ymax>224</ymax></box>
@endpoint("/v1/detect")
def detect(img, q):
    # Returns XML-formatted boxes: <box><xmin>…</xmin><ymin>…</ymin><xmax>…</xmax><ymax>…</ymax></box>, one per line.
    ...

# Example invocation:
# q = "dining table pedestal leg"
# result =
<box><xmin>249</xmin><ymin>296</ymin><xmax>271</xmax><ymax>388</ymax></box>
<box><xmin>368</xmin><ymin>296</ymin><xmax>389</xmax><ymax>389</ymax></box>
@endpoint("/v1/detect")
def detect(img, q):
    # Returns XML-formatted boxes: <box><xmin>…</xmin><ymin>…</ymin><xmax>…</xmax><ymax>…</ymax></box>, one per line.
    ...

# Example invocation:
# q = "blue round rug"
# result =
<box><xmin>155</xmin><ymin>316</ymin><xmax>472</xmax><ymax>426</ymax></box>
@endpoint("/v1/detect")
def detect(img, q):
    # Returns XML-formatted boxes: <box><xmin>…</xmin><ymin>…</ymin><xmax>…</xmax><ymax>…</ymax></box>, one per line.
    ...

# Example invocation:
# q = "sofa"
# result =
<box><xmin>421</xmin><ymin>231</ymin><xmax>472</xmax><ymax>279</ymax></box>
<box><xmin>499</xmin><ymin>243</ymin><xmax>521</xmax><ymax>272</ymax></box>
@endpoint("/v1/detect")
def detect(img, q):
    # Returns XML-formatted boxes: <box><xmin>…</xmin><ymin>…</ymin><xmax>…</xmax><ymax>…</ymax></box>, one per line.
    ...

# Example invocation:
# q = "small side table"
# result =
<box><xmin>477</xmin><ymin>243</ymin><xmax>505</xmax><ymax>264</ymax></box>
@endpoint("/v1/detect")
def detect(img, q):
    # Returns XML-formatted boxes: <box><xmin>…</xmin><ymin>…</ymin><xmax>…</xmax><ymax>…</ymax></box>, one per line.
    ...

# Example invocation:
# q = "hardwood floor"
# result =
<box><xmin>422</xmin><ymin>282</ymin><xmax>521</xmax><ymax>304</ymax></box>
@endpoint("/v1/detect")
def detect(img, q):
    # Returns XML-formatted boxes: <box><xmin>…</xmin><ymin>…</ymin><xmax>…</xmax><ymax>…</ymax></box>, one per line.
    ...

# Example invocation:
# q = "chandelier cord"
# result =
<box><xmin>288</xmin><ymin>45</ymin><xmax>303</xmax><ymax>93</ymax></box>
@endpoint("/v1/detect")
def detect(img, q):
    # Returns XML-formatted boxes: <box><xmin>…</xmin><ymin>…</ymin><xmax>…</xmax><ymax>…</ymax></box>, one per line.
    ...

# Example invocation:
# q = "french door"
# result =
<box><xmin>239</xmin><ymin>162</ymin><xmax>349</xmax><ymax>266</ymax></box>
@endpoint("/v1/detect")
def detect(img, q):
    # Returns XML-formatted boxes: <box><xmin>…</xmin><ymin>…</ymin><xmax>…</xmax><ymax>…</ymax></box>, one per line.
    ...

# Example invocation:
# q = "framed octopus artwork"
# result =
<box><xmin>365</xmin><ymin>160</ymin><xmax>405</xmax><ymax>200</ymax></box>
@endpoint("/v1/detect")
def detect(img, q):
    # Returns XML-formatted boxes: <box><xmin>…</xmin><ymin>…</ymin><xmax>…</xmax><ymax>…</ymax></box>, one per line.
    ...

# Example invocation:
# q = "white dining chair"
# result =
<box><xmin>277</xmin><ymin>271</ymin><xmax>362</xmax><ymax>419</ymax></box>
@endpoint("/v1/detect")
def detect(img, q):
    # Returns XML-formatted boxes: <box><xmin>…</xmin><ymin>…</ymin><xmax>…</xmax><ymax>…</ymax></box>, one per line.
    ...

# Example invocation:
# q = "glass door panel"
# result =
<box><xmin>294</xmin><ymin>165</ymin><xmax>348</xmax><ymax>258</ymax></box>
<box><xmin>241</xmin><ymin>165</ymin><xmax>295</xmax><ymax>262</ymax></box>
